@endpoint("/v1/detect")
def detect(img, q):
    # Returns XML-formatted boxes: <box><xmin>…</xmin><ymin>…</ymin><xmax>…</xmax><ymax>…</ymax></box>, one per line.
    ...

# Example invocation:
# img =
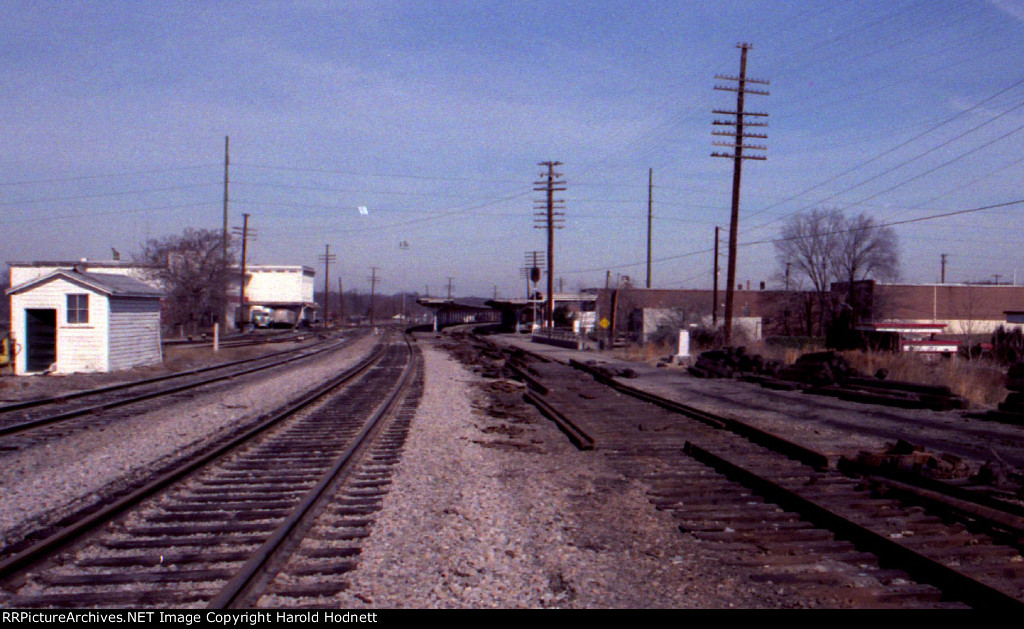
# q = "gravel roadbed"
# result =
<box><xmin>492</xmin><ymin>335</ymin><xmax>1024</xmax><ymax>471</ymax></box>
<box><xmin>331</xmin><ymin>338</ymin><xmax>801</xmax><ymax>608</ymax></box>
<box><xmin>0</xmin><ymin>333</ymin><xmax>381</xmax><ymax>551</ymax></box>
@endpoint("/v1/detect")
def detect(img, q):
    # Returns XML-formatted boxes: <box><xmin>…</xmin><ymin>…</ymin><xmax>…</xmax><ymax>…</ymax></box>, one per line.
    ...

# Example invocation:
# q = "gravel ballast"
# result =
<box><xmin>332</xmin><ymin>338</ymin><xmax>797</xmax><ymax>608</ymax></box>
<box><xmin>0</xmin><ymin>333</ymin><xmax>381</xmax><ymax>550</ymax></box>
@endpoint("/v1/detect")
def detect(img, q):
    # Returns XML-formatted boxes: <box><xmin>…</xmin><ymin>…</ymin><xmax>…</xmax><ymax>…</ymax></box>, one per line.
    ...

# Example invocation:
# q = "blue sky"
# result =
<box><xmin>3</xmin><ymin>1</ymin><xmax>1024</xmax><ymax>298</ymax></box>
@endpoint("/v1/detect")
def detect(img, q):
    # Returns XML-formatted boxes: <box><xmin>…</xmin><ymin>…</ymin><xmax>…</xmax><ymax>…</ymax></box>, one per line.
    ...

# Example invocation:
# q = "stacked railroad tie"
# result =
<box><xmin>846</xmin><ymin>439</ymin><xmax>972</xmax><ymax>481</ymax></box>
<box><xmin>842</xmin><ymin>438</ymin><xmax>1024</xmax><ymax>498</ymax></box>
<box><xmin>686</xmin><ymin>346</ymin><xmax>782</xmax><ymax>381</ymax></box>
<box><xmin>689</xmin><ymin>348</ymin><xmax>968</xmax><ymax>411</ymax></box>
<box><xmin>971</xmin><ymin>361</ymin><xmax>1024</xmax><ymax>426</ymax></box>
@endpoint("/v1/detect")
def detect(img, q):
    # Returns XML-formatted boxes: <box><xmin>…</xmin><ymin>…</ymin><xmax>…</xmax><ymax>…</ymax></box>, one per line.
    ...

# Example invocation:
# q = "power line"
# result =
<box><xmin>0</xmin><ymin>182</ymin><xmax>220</xmax><ymax>208</ymax></box>
<box><xmin>232</xmin><ymin>179</ymin><xmax>525</xmax><ymax>201</ymax></box>
<box><xmin>234</xmin><ymin>162</ymin><xmax>525</xmax><ymax>185</ymax></box>
<box><xmin>0</xmin><ymin>164</ymin><xmax>218</xmax><ymax>187</ymax></box>
<box><xmin>742</xmin><ymin>74</ymin><xmax>1024</xmax><ymax>231</ymax></box>
<box><xmin>562</xmin><ymin>197</ymin><xmax>1024</xmax><ymax>276</ymax></box>
<box><xmin>0</xmin><ymin>202</ymin><xmax>218</xmax><ymax>225</ymax></box>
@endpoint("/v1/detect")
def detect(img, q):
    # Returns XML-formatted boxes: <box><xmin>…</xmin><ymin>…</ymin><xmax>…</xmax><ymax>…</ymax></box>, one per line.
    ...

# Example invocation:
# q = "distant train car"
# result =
<box><xmin>252</xmin><ymin>312</ymin><xmax>271</xmax><ymax>328</ymax></box>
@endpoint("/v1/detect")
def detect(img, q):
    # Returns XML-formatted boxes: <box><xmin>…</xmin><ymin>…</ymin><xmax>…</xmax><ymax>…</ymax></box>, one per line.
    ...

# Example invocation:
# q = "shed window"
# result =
<box><xmin>67</xmin><ymin>294</ymin><xmax>89</xmax><ymax>324</ymax></box>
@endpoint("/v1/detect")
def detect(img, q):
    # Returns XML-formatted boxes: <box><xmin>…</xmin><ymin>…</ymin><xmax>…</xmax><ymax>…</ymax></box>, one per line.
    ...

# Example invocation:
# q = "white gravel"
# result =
<box><xmin>0</xmin><ymin>333</ymin><xmax>381</xmax><ymax>550</ymax></box>
<box><xmin>333</xmin><ymin>339</ymin><xmax>783</xmax><ymax>608</ymax></box>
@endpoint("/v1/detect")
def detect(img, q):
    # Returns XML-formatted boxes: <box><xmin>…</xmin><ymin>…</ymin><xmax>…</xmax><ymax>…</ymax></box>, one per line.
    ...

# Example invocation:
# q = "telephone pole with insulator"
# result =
<box><xmin>712</xmin><ymin>42</ymin><xmax>769</xmax><ymax>344</ymax></box>
<box><xmin>533</xmin><ymin>162</ymin><xmax>566</xmax><ymax>327</ymax></box>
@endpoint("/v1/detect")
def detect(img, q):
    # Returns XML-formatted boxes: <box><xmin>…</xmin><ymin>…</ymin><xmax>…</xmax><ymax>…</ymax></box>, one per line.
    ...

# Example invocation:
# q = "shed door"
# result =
<box><xmin>25</xmin><ymin>309</ymin><xmax>57</xmax><ymax>372</ymax></box>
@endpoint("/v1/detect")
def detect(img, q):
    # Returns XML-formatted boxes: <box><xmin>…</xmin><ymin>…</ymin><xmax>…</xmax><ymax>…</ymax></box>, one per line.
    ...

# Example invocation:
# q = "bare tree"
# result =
<box><xmin>135</xmin><ymin>228</ymin><xmax>235</xmax><ymax>335</ymax></box>
<box><xmin>832</xmin><ymin>212</ymin><xmax>899</xmax><ymax>323</ymax></box>
<box><xmin>774</xmin><ymin>209</ymin><xmax>898</xmax><ymax>335</ymax></box>
<box><xmin>1</xmin><ymin>272</ymin><xmax>10</xmax><ymax>327</ymax></box>
<box><xmin>950</xmin><ymin>286</ymin><xmax>985</xmax><ymax>361</ymax></box>
<box><xmin>774</xmin><ymin>209</ymin><xmax>844</xmax><ymax>335</ymax></box>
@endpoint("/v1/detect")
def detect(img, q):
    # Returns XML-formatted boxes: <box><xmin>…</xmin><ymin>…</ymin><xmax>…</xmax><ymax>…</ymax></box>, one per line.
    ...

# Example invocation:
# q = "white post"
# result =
<box><xmin>213</xmin><ymin>322</ymin><xmax>219</xmax><ymax>353</ymax></box>
<box><xmin>677</xmin><ymin>330</ymin><xmax>690</xmax><ymax>359</ymax></box>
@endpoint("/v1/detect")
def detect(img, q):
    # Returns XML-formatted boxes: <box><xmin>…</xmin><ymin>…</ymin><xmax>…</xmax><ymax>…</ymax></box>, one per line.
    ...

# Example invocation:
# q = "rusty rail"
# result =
<box><xmin>685</xmin><ymin>441</ymin><xmax>1024</xmax><ymax>611</ymax></box>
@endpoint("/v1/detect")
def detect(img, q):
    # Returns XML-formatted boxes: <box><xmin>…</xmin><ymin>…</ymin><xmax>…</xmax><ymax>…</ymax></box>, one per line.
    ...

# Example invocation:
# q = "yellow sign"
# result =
<box><xmin>599</xmin><ymin>318</ymin><xmax>610</xmax><ymax>329</ymax></box>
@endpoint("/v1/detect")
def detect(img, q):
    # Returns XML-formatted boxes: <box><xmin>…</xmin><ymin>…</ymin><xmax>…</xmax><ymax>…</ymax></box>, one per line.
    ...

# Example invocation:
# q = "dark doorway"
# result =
<box><xmin>25</xmin><ymin>309</ymin><xmax>56</xmax><ymax>372</ymax></box>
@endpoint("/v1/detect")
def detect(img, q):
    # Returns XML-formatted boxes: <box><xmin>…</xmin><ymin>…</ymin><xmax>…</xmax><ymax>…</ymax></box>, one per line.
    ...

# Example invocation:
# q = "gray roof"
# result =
<box><xmin>6</xmin><ymin>270</ymin><xmax>163</xmax><ymax>298</ymax></box>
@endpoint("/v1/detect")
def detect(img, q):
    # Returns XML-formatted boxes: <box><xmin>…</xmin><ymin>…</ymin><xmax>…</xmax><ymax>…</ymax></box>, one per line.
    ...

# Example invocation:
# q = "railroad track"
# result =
<box><xmin>162</xmin><ymin>329</ymin><xmax>304</xmax><ymax>349</ymax></box>
<box><xmin>0</xmin><ymin>332</ymin><xmax>422</xmax><ymax>608</ymax></box>
<box><xmin>472</xmin><ymin>335</ymin><xmax>1024</xmax><ymax>609</ymax></box>
<box><xmin>0</xmin><ymin>330</ymin><xmax>360</xmax><ymax>450</ymax></box>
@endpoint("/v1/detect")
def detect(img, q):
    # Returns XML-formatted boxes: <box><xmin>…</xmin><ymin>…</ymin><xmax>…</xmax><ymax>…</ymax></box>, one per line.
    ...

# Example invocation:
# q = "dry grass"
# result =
<box><xmin>611</xmin><ymin>341</ymin><xmax>674</xmax><ymax>365</ymax></box>
<box><xmin>838</xmin><ymin>351</ymin><xmax>1006</xmax><ymax>408</ymax></box>
<box><xmin>745</xmin><ymin>341</ymin><xmax>819</xmax><ymax>367</ymax></box>
<box><xmin>614</xmin><ymin>337</ymin><xmax>1008</xmax><ymax>409</ymax></box>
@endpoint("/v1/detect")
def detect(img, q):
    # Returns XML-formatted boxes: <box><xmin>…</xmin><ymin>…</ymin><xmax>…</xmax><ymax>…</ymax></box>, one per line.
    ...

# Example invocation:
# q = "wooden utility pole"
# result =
<box><xmin>338</xmin><ymin>277</ymin><xmax>344</xmax><ymax>325</ymax></box>
<box><xmin>646</xmin><ymin>168</ymin><xmax>653</xmax><ymax>289</ymax></box>
<box><xmin>712</xmin><ymin>43</ymin><xmax>768</xmax><ymax>344</ymax></box>
<box><xmin>222</xmin><ymin>135</ymin><xmax>230</xmax><ymax>331</ymax></box>
<box><xmin>369</xmin><ymin>268</ymin><xmax>379</xmax><ymax>325</ymax></box>
<box><xmin>712</xmin><ymin>226</ymin><xmax>720</xmax><ymax>327</ymax></box>
<box><xmin>533</xmin><ymin>161</ymin><xmax>566</xmax><ymax>327</ymax></box>
<box><xmin>233</xmin><ymin>213</ymin><xmax>251</xmax><ymax>326</ymax></box>
<box><xmin>318</xmin><ymin>245</ymin><xmax>336</xmax><ymax>326</ymax></box>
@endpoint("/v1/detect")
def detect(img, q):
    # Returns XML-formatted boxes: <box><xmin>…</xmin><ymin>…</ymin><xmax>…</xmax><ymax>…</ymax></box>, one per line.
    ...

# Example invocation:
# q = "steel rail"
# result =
<box><xmin>566</xmin><ymin>358</ymin><xmax>829</xmax><ymax>470</ymax></box>
<box><xmin>0</xmin><ymin>332</ymin><xmax>345</xmax><ymax>417</ymax></box>
<box><xmin>480</xmin><ymin>337</ymin><xmax>1024</xmax><ymax>608</ymax></box>
<box><xmin>0</xmin><ymin>341</ymin><xmax>388</xmax><ymax>581</ymax></box>
<box><xmin>685</xmin><ymin>441</ymin><xmax>1024</xmax><ymax>611</ymax></box>
<box><xmin>0</xmin><ymin>335</ymin><xmax>353</xmax><ymax>438</ymax></box>
<box><xmin>209</xmin><ymin>335</ymin><xmax>417</xmax><ymax>608</ymax></box>
<box><xmin>523</xmin><ymin>389</ymin><xmax>595</xmax><ymax>451</ymax></box>
<box><xmin>838</xmin><ymin>456</ymin><xmax>1024</xmax><ymax>520</ymax></box>
<box><xmin>162</xmin><ymin>329</ymin><xmax>299</xmax><ymax>347</ymax></box>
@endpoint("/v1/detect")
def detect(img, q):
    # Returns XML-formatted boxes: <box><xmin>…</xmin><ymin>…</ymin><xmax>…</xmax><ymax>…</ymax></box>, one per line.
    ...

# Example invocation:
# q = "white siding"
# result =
<box><xmin>10</xmin><ymin>278</ymin><xmax>109</xmax><ymax>374</ymax></box>
<box><xmin>108</xmin><ymin>298</ymin><xmax>163</xmax><ymax>371</ymax></box>
<box><xmin>301</xmin><ymin>270</ymin><xmax>314</xmax><ymax>303</ymax></box>
<box><xmin>245</xmin><ymin>267</ymin><xmax>314</xmax><ymax>304</ymax></box>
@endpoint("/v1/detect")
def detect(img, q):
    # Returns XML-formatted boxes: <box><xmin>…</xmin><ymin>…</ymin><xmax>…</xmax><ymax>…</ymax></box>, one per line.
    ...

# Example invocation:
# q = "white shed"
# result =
<box><xmin>6</xmin><ymin>269</ymin><xmax>164</xmax><ymax>375</ymax></box>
